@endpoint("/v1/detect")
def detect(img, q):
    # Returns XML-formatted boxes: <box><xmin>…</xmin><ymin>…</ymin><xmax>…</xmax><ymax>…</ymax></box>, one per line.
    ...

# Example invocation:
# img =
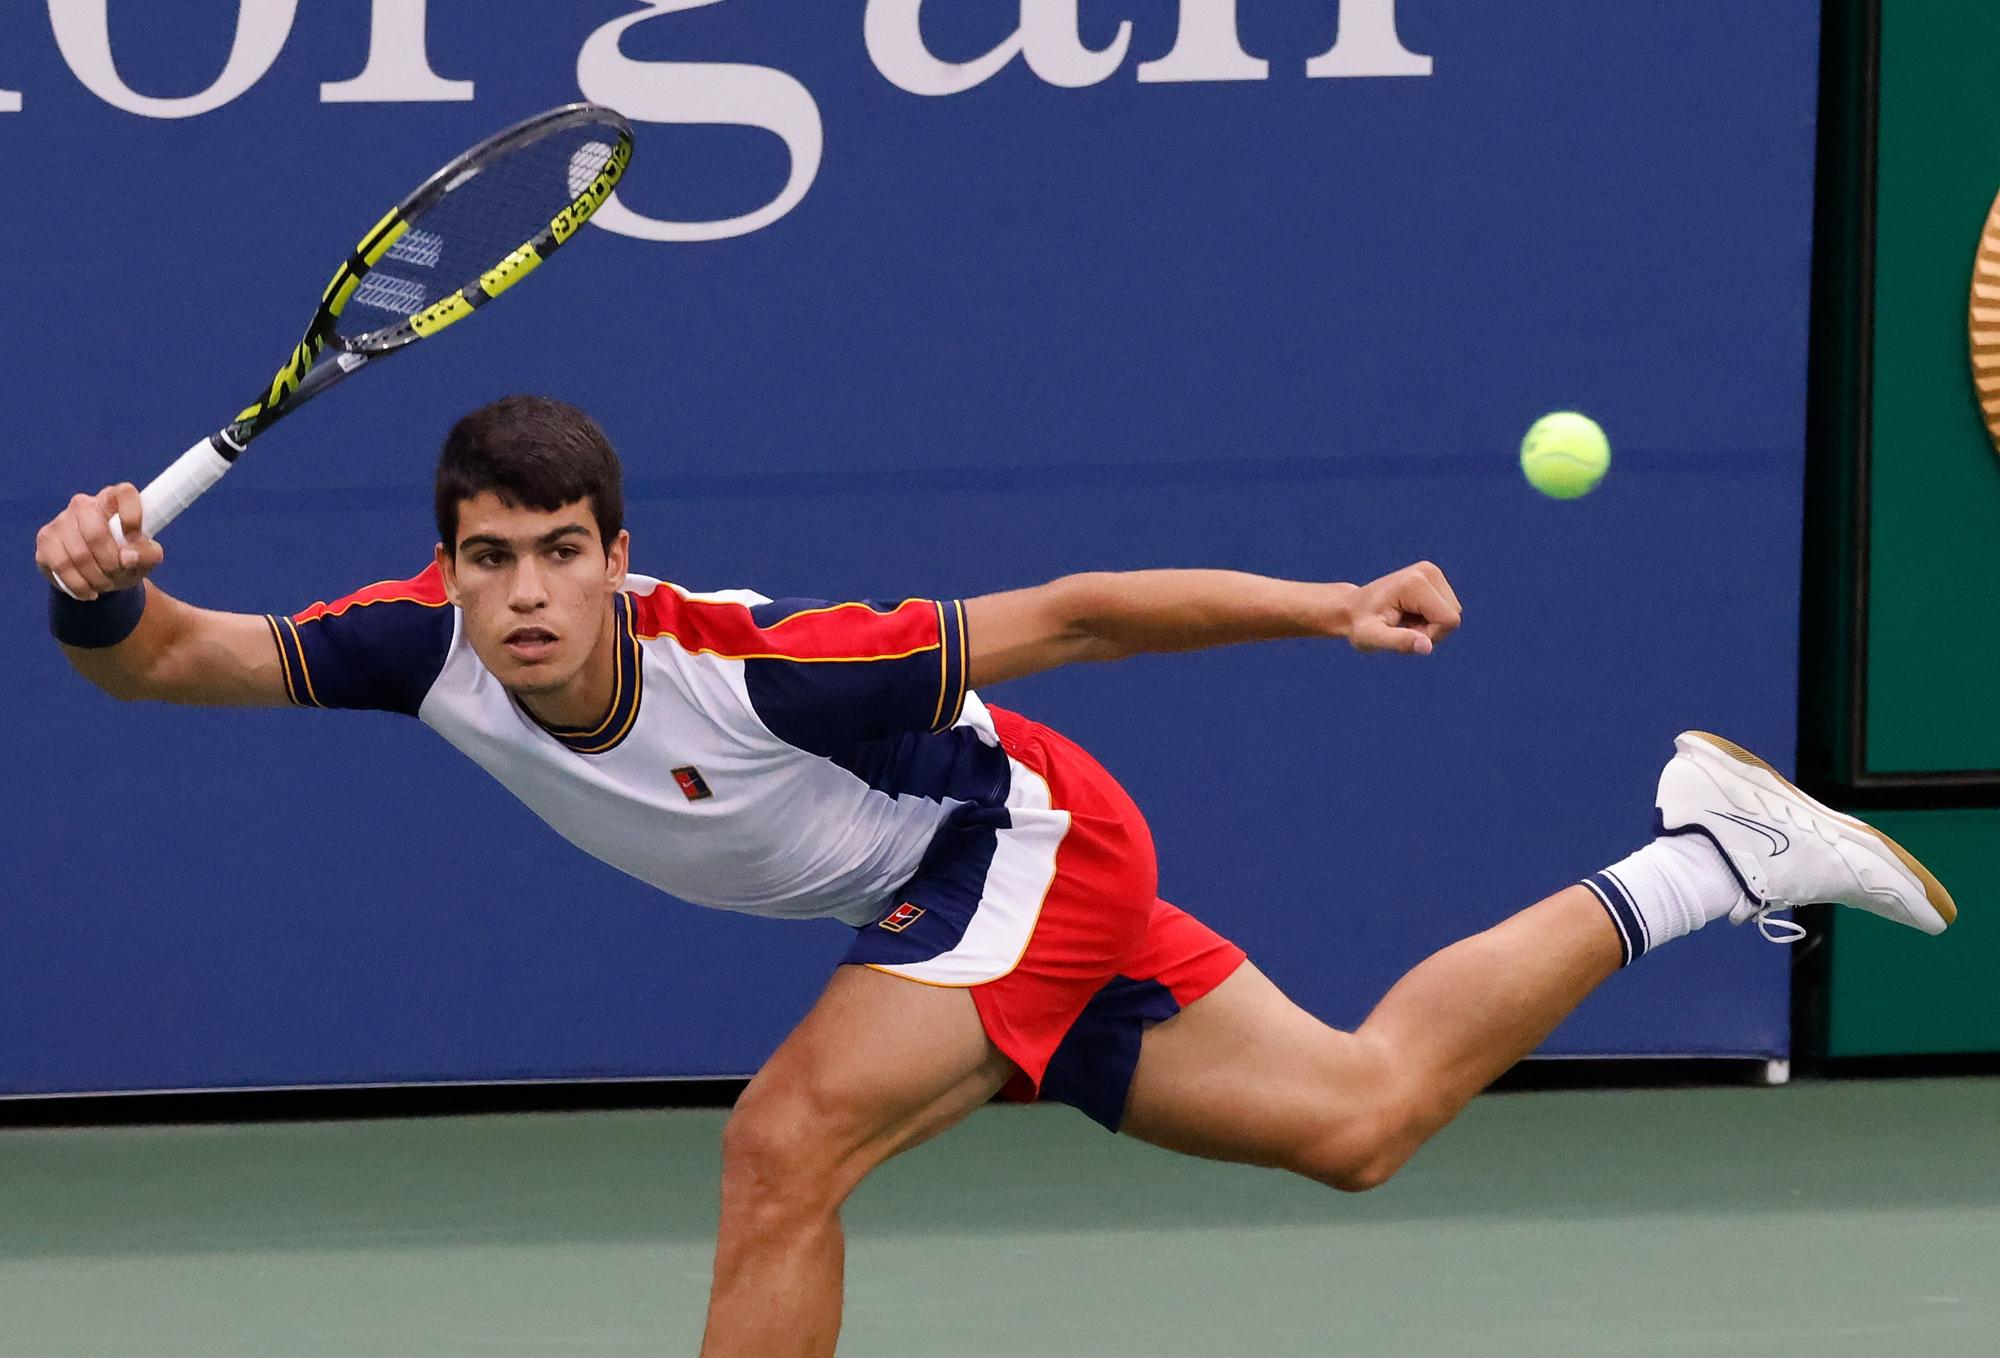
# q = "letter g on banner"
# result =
<box><xmin>49</xmin><ymin>0</ymin><xmax>297</xmax><ymax>119</ymax></box>
<box><xmin>578</xmin><ymin>0</ymin><xmax>824</xmax><ymax>243</ymax></box>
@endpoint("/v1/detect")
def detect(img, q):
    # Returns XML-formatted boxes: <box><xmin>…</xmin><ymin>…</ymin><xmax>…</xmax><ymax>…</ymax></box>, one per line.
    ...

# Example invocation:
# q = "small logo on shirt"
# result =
<box><xmin>879</xmin><ymin>903</ymin><xmax>925</xmax><ymax>933</ymax></box>
<box><xmin>671</xmin><ymin>765</ymin><xmax>713</xmax><ymax>801</ymax></box>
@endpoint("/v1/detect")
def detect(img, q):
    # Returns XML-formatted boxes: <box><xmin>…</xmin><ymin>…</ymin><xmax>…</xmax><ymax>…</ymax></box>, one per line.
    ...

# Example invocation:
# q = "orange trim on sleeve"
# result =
<box><xmin>631</xmin><ymin>590</ymin><xmax>943</xmax><ymax>664</ymax></box>
<box><xmin>928</xmin><ymin>601</ymin><xmax>950</xmax><ymax>731</ymax></box>
<box><xmin>948</xmin><ymin>599</ymin><xmax>969</xmax><ymax>726</ymax></box>
<box><xmin>294</xmin><ymin>562</ymin><xmax>449</xmax><ymax>625</ymax></box>
<box><xmin>281</xmin><ymin>616</ymin><xmax>324</xmax><ymax>707</ymax></box>
<box><xmin>264</xmin><ymin>614</ymin><xmax>302</xmax><ymax>706</ymax></box>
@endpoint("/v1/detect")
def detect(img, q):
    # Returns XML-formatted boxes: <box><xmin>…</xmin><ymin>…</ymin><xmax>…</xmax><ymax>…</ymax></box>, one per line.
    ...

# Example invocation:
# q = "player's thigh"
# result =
<box><xmin>733</xmin><ymin>964</ymin><xmax>1015</xmax><ymax>1179</ymax></box>
<box><xmin>1120</xmin><ymin>961</ymin><xmax>1388</xmax><ymax>1168</ymax></box>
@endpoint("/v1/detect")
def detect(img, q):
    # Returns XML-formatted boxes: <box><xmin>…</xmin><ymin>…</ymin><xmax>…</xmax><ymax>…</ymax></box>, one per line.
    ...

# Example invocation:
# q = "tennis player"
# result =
<box><xmin>37</xmin><ymin>396</ymin><xmax>1955</xmax><ymax>1358</ymax></box>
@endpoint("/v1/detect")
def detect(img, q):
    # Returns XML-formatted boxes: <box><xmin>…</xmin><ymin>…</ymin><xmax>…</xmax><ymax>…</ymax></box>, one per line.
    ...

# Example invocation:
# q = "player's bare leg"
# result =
<box><xmin>1122</xmin><ymin>886</ymin><xmax>1619</xmax><ymax>1187</ymax></box>
<box><xmin>1123</xmin><ymin>734</ymin><xmax>1955</xmax><ymax>1185</ymax></box>
<box><xmin>699</xmin><ymin>965</ymin><xmax>1013</xmax><ymax>1358</ymax></box>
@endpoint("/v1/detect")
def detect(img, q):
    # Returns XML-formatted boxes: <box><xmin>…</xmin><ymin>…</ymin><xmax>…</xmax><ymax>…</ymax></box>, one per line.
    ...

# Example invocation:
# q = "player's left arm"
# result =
<box><xmin>962</xmin><ymin>561</ymin><xmax>1462</xmax><ymax>688</ymax></box>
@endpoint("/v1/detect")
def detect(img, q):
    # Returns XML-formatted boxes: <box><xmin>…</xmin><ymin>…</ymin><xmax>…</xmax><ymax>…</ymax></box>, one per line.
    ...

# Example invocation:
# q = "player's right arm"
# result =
<box><xmin>36</xmin><ymin>483</ymin><xmax>290</xmax><ymax>706</ymax></box>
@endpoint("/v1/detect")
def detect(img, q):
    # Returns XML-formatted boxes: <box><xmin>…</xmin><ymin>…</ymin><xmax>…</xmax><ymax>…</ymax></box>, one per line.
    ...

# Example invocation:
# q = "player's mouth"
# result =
<box><xmin>502</xmin><ymin>626</ymin><xmax>560</xmax><ymax>662</ymax></box>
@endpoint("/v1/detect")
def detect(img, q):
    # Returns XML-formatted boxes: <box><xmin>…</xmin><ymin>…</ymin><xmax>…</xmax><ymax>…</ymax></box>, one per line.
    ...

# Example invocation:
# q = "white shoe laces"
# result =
<box><xmin>1749</xmin><ymin>906</ymin><xmax>1808</xmax><ymax>944</ymax></box>
<box><xmin>1724</xmin><ymin>787</ymin><xmax>1825</xmax><ymax>944</ymax></box>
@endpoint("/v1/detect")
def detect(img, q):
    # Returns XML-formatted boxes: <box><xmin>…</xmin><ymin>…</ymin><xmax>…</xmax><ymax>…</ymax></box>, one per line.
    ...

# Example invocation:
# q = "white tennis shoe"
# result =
<box><xmin>1655</xmin><ymin>731</ymin><xmax>1956</xmax><ymax>939</ymax></box>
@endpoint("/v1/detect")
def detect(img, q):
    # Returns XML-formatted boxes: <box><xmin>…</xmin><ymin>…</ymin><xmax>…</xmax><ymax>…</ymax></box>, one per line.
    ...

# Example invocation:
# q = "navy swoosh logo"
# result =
<box><xmin>1716</xmin><ymin>811</ymin><xmax>1788</xmax><ymax>856</ymax></box>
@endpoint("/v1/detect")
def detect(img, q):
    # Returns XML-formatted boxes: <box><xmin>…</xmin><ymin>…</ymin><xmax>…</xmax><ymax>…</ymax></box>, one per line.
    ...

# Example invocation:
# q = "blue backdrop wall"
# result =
<box><xmin>2</xmin><ymin>1</ymin><xmax>1816</xmax><ymax>1094</ymax></box>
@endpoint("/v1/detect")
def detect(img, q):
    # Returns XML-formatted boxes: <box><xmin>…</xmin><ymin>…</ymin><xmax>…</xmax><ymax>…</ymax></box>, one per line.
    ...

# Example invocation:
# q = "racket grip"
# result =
<box><xmin>110</xmin><ymin>436</ymin><xmax>233</xmax><ymax>542</ymax></box>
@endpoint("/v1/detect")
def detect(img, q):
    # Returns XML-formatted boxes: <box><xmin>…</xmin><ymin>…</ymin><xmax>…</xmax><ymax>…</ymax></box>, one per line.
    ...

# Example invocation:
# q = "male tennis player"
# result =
<box><xmin>37</xmin><ymin>395</ymin><xmax>1955</xmax><ymax>1358</ymax></box>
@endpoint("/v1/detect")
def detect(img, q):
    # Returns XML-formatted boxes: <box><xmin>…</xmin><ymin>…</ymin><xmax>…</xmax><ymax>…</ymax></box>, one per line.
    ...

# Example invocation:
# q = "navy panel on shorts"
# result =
<box><xmin>844</xmin><ymin>805</ymin><xmax>1011</xmax><ymax>968</ymax></box>
<box><xmin>1036</xmin><ymin>974</ymin><xmax>1182</xmax><ymax>1132</ymax></box>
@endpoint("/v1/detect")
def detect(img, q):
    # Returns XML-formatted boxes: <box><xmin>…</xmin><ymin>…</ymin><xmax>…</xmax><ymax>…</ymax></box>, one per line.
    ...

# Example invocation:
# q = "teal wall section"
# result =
<box><xmin>1863</xmin><ymin>1</ymin><xmax>2000</xmax><ymax>774</ymax></box>
<box><xmin>1827</xmin><ymin>809</ymin><xmax>2000</xmax><ymax>1056</ymax></box>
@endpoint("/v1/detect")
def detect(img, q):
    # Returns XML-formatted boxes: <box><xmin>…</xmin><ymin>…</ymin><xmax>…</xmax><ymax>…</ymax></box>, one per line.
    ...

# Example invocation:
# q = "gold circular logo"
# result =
<box><xmin>1968</xmin><ymin>184</ymin><xmax>2000</xmax><ymax>456</ymax></box>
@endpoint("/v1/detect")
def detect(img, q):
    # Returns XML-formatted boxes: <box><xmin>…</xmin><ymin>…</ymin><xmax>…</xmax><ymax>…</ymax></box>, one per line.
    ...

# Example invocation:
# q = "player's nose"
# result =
<box><xmin>507</xmin><ymin>559</ymin><xmax>550</xmax><ymax>609</ymax></box>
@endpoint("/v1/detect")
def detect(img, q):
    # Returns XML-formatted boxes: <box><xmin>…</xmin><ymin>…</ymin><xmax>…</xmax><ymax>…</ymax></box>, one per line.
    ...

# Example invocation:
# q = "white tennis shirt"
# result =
<box><xmin>266</xmin><ymin>564</ymin><xmax>1019</xmax><ymax>927</ymax></box>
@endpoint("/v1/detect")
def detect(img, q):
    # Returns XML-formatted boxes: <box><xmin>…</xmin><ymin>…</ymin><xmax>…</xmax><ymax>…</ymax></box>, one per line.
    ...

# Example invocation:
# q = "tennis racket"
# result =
<box><xmin>71</xmin><ymin>103</ymin><xmax>632</xmax><ymax>590</ymax></box>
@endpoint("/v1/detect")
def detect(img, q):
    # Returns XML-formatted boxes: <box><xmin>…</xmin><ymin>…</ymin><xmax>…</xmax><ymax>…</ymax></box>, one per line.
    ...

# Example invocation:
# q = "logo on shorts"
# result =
<box><xmin>671</xmin><ymin>765</ymin><xmax>713</xmax><ymax>801</ymax></box>
<box><xmin>879</xmin><ymin>903</ymin><xmax>925</xmax><ymax>932</ymax></box>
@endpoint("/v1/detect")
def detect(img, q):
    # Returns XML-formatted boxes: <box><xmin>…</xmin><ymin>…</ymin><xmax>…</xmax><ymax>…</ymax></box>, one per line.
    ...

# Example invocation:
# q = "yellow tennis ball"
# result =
<box><xmin>1520</xmin><ymin>412</ymin><xmax>1610</xmax><ymax>499</ymax></box>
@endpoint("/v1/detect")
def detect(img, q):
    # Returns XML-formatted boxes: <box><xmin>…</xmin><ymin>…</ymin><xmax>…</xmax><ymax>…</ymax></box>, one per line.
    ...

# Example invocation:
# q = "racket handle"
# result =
<box><xmin>47</xmin><ymin>435</ymin><xmax>234</xmax><ymax>601</ymax></box>
<box><xmin>110</xmin><ymin>436</ymin><xmax>234</xmax><ymax>543</ymax></box>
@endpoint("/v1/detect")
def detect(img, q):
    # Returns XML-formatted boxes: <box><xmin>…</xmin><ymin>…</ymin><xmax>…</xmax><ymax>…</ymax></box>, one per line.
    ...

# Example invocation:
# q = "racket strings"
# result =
<box><xmin>335</xmin><ymin>121</ymin><xmax>622</xmax><ymax>343</ymax></box>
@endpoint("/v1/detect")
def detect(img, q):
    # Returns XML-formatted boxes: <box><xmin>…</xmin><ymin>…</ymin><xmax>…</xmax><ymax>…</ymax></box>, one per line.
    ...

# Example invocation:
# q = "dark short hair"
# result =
<box><xmin>434</xmin><ymin>395</ymin><xmax>625</xmax><ymax>551</ymax></box>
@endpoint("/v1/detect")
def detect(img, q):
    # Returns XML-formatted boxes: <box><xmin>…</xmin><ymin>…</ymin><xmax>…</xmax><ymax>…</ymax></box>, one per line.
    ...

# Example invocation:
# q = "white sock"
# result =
<box><xmin>1581</xmin><ymin>834</ymin><xmax>1745</xmax><ymax>966</ymax></box>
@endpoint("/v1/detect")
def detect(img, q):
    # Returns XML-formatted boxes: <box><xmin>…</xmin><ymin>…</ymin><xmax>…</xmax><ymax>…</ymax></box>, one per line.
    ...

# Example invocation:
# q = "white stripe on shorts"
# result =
<box><xmin>869</xmin><ymin>751</ymin><xmax>1069</xmax><ymax>987</ymax></box>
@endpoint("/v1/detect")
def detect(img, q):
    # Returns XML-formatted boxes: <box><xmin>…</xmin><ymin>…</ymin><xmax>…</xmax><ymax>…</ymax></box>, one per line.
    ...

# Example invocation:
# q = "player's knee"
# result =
<box><xmin>1296</xmin><ymin>1120</ymin><xmax>1408</xmax><ymax>1192</ymax></box>
<box><xmin>1310</xmin><ymin>1148</ymin><xmax>1402</xmax><ymax>1194</ymax></box>
<box><xmin>724</xmin><ymin>1096</ymin><xmax>840</xmax><ymax>1216</ymax></box>
<box><xmin>1291</xmin><ymin>1082</ymin><xmax>1429</xmax><ymax>1193</ymax></box>
<box><xmin>718</xmin><ymin>1088</ymin><xmax>855</xmax><ymax>1218</ymax></box>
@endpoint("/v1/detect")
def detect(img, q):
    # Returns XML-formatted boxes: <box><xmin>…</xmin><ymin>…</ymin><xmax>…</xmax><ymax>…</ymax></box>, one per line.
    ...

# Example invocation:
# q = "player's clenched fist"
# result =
<box><xmin>35</xmin><ymin>485</ymin><xmax>163</xmax><ymax>602</ymax></box>
<box><xmin>1343</xmin><ymin>560</ymin><xmax>1463</xmax><ymax>656</ymax></box>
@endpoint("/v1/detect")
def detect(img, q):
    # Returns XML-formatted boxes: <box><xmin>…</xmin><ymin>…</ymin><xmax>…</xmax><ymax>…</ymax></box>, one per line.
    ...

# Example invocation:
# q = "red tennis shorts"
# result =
<box><xmin>847</xmin><ymin>705</ymin><xmax>1246</xmax><ymax>1130</ymax></box>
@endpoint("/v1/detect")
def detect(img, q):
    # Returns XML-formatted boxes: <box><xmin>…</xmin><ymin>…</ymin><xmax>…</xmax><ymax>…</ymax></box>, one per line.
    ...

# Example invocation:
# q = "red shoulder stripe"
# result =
<box><xmin>631</xmin><ymin>590</ymin><xmax>940</xmax><ymax>662</ymax></box>
<box><xmin>294</xmin><ymin>562</ymin><xmax>449</xmax><ymax>624</ymax></box>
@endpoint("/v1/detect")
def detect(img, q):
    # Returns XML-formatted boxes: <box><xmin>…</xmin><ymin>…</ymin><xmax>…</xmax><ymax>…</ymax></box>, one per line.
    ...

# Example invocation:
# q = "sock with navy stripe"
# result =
<box><xmin>1582</xmin><ymin>834</ymin><xmax>1745</xmax><ymax>966</ymax></box>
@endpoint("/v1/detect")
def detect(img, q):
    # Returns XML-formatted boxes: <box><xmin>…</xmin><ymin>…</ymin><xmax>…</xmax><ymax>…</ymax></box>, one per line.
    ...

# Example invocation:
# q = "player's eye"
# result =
<box><xmin>550</xmin><ymin>546</ymin><xmax>579</xmax><ymax>561</ymax></box>
<box><xmin>476</xmin><ymin>551</ymin><xmax>508</xmax><ymax>568</ymax></box>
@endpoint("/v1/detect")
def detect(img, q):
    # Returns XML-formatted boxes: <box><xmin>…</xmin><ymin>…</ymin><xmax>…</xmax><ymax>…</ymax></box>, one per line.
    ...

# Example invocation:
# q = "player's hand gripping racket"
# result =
<box><xmin>53</xmin><ymin>103</ymin><xmax>632</xmax><ymax>598</ymax></box>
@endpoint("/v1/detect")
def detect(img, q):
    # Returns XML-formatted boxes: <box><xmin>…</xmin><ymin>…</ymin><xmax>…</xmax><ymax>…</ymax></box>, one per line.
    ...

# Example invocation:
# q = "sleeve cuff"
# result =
<box><xmin>264</xmin><ymin>614</ymin><xmax>319</xmax><ymax>707</ymax></box>
<box><xmin>931</xmin><ymin>599</ymin><xmax>969</xmax><ymax>732</ymax></box>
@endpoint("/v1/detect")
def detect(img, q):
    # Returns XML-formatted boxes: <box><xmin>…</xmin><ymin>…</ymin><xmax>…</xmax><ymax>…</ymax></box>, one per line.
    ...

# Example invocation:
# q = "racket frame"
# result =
<box><xmin>117</xmin><ymin>102</ymin><xmax>634</xmax><ymax>544</ymax></box>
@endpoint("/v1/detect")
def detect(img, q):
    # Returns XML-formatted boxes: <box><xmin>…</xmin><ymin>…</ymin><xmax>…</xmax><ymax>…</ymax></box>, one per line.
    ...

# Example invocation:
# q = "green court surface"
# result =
<box><xmin>2</xmin><ymin>1078</ymin><xmax>1996</xmax><ymax>1356</ymax></box>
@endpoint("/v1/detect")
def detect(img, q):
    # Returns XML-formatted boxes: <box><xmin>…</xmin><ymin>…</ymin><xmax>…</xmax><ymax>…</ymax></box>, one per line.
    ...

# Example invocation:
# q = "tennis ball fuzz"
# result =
<box><xmin>1520</xmin><ymin>412</ymin><xmax>1610</xmax><ymax>499</ymax></box>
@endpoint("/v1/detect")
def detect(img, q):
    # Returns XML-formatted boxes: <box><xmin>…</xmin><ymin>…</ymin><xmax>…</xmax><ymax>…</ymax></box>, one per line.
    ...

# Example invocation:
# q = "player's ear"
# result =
<box><xmin>605</xmin><ymin>528</ymin><xmax>629</xmax><ymax>585</ymax></box>
<box><xmin>434</xmin><ymin>541</ymin><xmax>460</xmax><ymax>604</ymax></box>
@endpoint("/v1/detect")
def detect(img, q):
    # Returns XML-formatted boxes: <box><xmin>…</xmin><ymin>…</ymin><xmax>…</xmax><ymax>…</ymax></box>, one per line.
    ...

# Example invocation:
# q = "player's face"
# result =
<box><xmin>436</xmin><ymin>493</ymin><xmax>629</xmax><ymax>703</ymax></box>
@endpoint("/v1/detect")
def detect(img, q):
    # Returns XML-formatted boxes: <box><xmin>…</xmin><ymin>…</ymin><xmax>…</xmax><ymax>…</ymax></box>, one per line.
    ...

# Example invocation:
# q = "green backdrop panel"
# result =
<box><xmin>1864</xmin><ymin>0</ymin><xmax>2000</xmax><ymax>773</ymax></box>
<box><xmin>1826</xmin><ymin>807</ymin><xmax>2000</xmax><ymax>1055</ymax></box>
